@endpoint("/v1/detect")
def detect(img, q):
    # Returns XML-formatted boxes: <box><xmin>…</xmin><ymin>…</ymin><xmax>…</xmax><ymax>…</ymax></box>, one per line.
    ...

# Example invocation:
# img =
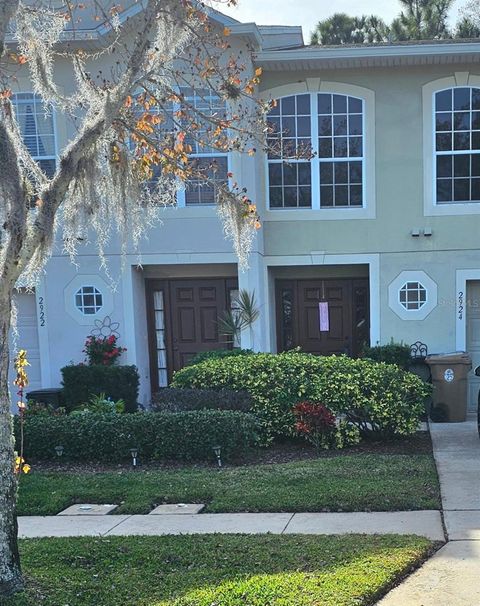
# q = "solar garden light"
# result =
<box><xmin>212</xmin><ymin>445</ymin><xmax>222</xmax><ymax>468</ymax></box>
<box><xmin>54</xmin><ymin>445</ymin><xmax>64</xmax><ymax>457</ymax></box>
<box><xmin>130</xmin><ymin>447</ymin><xmax>138</xmax><ymax>467</ymax></box>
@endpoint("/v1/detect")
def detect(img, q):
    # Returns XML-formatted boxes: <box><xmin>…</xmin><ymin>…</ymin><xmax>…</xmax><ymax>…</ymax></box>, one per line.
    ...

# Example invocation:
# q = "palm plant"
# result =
<box><xmin>218</xmin><ymin>289</ymin><xmax>260</xmax><ymax>348</ymax></box>
<box><xmin>390</xmin><ymin>0</ymin><xmax>453</xmax><ymax>40</ymax></box>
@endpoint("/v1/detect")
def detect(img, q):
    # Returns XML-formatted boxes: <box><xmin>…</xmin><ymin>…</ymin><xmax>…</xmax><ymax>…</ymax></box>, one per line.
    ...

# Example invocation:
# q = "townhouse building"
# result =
<box><xmin>9</xmin><ymin>6</ymin><xmax>480</xmax><ymax>409</ymax></box>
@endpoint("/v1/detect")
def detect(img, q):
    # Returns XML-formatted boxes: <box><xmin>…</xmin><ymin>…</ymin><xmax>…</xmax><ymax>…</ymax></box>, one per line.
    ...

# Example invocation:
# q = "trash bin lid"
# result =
<box><xmin>425</xmin><ymin>351</ymin><xmax>472</xmax><ymax>365</ymax></box>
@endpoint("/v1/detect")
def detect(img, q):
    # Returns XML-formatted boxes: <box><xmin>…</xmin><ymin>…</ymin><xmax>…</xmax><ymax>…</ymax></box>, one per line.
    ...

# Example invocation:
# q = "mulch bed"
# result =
<box><xmin>31</xmin><ymin>431</ymin><xmax>433</xmax><ymax>473</ymax></box>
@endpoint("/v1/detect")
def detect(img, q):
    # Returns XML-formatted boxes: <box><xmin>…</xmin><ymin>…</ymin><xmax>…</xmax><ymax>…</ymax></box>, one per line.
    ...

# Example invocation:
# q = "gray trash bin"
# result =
<box><xmin>425</xmin><ymin>352</ymin><xmax>472</xmax><ymax>422</ymax></box>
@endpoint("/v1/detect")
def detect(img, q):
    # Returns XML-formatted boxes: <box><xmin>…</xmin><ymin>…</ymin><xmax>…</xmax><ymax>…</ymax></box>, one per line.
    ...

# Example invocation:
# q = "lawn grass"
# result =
<box><xmin>4</xmin><ymin>534</ymin><xmax>435</xmax><ymax>606</ymax></box>
<box><xmin>17</xmin><ymin>453</ymin><xmax>440</xmax><ymax>515</ymax></box>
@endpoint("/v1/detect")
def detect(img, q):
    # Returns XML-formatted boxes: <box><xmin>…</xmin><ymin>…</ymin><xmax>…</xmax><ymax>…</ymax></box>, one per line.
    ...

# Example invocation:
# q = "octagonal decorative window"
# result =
<box><xmin>399</xmin><ymin>282</ymin><xmax>427</xmax><ymax>310</ymax></box>
<box><xmin>388</xmin><ymin>271</ymin><xmax>437</xmax><ymax>321</ymax></box>
<box><xmin>75</xmin><ymin>286</ymin><xmax>103</xmax><ymax>315</ymax></box>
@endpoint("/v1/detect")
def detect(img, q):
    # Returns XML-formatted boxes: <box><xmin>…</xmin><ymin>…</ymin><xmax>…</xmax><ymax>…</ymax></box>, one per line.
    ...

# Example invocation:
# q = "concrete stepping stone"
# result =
<box><xmin>57</xmin><ymin>504</ymin><xmax>118</xmax><ymax>516</ymax></box>
<box><xmin>149</xmin><ymin>503</ymin><xmax>205</xmax><ymax>515</ymax></box>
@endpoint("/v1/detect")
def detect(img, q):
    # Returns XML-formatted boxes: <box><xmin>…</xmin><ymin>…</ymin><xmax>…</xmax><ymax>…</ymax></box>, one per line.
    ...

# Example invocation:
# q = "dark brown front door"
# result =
<box><xmin>276</xmin><ymin>278</ymin><xmax>369</xmax><ymax>357</ymax></box>
<box><xmin>146</xmin><ymin>278</ymin><xmax>237</xmax><ymax>391</ymax></box>
<box><xmin>169</xmin><ymin>280</ymin><xmax>230</xmax><ymax>370</ymax></box>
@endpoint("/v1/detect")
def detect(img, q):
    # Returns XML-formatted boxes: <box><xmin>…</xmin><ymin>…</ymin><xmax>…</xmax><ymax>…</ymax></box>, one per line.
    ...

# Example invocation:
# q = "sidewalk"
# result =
<box><xmin>18</xmin><ymin>510</ymin><xmax>444</xmax><ymax>540</ymax></box>
<box><xmin>377</xmin><ymin>416</ymin><xmax>480</xmax><ymax>605</ymax></box>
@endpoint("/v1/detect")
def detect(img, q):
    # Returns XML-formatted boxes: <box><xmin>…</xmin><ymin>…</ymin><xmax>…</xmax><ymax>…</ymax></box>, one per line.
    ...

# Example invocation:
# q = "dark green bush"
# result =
<box><xmin>362</xmin><ymin>342</ymin><xmax>412</xmax><ymax>370</ymax></box>
<box><xmin>16</xmin><ymin>410</ymin><xmax>259</xmax><ymax>462</ymax></box>
<box><xmin>172</xmin><ymin>352</ymin><xmax>431</xmax><ymax>442</ymax></box>
<box><xmin>188</xmin><ymin>348</ymin><xmax>254</xmax><ymax>366</ymax></box>
<box><xmin>61</xmin><ymin>365</ymin><xmax>139</xmax><ymax>413</ymax></box>
<box><xmin>151</xmin><ymin>388</ymin><xmax>253</xmax><ymax>413</ymax></box>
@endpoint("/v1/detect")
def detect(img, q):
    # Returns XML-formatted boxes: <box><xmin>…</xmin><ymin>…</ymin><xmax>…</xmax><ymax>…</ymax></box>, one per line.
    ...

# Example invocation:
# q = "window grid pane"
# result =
<box><xmin>435</xmin><ymin>87</ymin><xmax>480</xmax><ymax>203</ymax></box>
<box><xmin>318</xmin><ymin>93</ymin><xmax>364</xmax><ymax>208</ymax></box>
<box><xmin>75</xmin><ymin>286</ymin><xmax>103</xmax><ymax>315</ymax></box>
<box><xmin>267</xmin><ymin>94</ymin><xmax>313</xmax><ymax>209</ymax></box>
<box><xmin>181</xmin><ymin>89</ymin><xmax>228</xmax><ymax>206</ymax></box>
<box><xmin>153</xmin><ymin>290</ymin><xmax>168</xmax><ymax>387</ymax></box>
<box><xmin>399</xmin><ymin>282</ymin><xmax>427</xmax><ymax>311</ymax></box>
<box><xmin>185</xmin><ymin>156</ymin><xmax>228</xmax><ymax>205</ymax></box>
<box><xmin>12</xmin><ymin>93</ymin><xmax>56</xmax><ymax>177</ymax></box>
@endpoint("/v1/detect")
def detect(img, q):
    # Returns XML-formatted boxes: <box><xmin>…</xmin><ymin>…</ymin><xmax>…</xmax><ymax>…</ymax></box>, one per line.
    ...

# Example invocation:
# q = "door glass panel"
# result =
<box><xmin>281</xmin><ymin>288</ymin><xmax>294</xmax><ymax>350</ymax></box>
<box><xmin>153</xmin><ymin>290</ymin><xmax>168</xmax><ymax>387</ymax></box>
<box><xmin>229</xmin><ymin>289</ymin><xmax>240</xmax><ymax>348</ymax></box>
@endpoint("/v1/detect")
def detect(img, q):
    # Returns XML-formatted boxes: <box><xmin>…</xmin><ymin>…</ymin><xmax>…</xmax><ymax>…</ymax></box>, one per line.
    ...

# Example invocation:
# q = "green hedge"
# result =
<box><xmin>172</xmin><ymin>352</ymin><xmax>431</xmax><ymax>442</ymax></box>
<box><xmin>151</xmin><ymin>388</ymin><xmax>252</xmax><ymax>413</ymax></box>
<box><xmin>188</xmin><ymin>349</ymin><xmax>254</xmax><ymax>366</ymax></box>
<box><xmin>61</xmin><ymin>365</ymin><xmax>139</xmax><ymax>413</ymax></box>
<box><xmin>16</xmin><ymin>411</ymin><xmax>259</xmax><ymax>462</ymax></box>
<box><xmin>362</xmin><ymin>342</ymin><xmax>412</xmax><ymax>370</ymax></box>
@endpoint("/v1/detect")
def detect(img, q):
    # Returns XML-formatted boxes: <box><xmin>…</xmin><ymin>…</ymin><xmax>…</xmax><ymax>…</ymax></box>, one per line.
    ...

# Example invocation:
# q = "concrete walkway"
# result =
<box><xmin>18</xmin><ymin>510</ymin><xmax>444</xmax><ymax>540</ymax></box>
<box><xmin>378</xmin><ymin>416</ymin><xmax>480</xmax><ymax>605</ymax></box>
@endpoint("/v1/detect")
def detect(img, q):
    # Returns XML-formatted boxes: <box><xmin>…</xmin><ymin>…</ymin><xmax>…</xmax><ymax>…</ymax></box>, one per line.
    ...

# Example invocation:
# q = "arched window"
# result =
<box><xmin>435</xmin><ymin>87</ymin><xmax>480</xmax><ymax>203</ymax></box>
<box><xmin>267</xmin><ymin>92</ymin><xmax>365</xmax><ymax>209</ymax></box>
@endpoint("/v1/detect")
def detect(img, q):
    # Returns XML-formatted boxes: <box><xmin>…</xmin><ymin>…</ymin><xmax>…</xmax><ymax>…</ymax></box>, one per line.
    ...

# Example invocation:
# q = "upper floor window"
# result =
<box><xmin>181</xmin><ymin>88</ymin><xmax>228</xmax><ymax>206</ymax></box>
<box><xmin>267</xmin><ymin>92</ymin><xmax>364</xmax><ymax>209</ymax></box>
<box><xmin>435</xmin><ymin>87</ymin><xmax>480</xmax><ymax>204</ymax></box>
<box><xmin>12</xmin><ymin>93</ymin><xmax>56</xmax><ymax>177</ymax></box>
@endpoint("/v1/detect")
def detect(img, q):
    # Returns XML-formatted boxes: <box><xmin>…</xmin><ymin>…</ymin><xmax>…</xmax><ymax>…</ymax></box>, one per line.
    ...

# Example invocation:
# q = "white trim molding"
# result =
<box><xmin>64</xmin><ymin>274</ymin><xmax>113</xmax><ymax>325</ymax></box>
<box><xmin>455</xmin><ymin>269</ymin><xmax>480</xmax><ymax>351</ymax></box>
<box><xmin>261</xmin><ymin>81</ymin><xmax>376</xmax><ymax>221</ymax></box>
<box><xmin>35</xmin><ymin>278</ymin><xmax>51</xmax><ymax>387</ymax></box>
<box><xmin>264</xmin><ymin>253</ymin><xmax>380</xmax><ymax>346</ymax></box>
<box><xmin>423</xmin><ymin>73</ymin><xmax>480</xmax><ymax>216</ymax></box>
<box><xmin>388</xmin><ymin>270</ymin><xmax>437</xmax><ymax>321</ymax></box>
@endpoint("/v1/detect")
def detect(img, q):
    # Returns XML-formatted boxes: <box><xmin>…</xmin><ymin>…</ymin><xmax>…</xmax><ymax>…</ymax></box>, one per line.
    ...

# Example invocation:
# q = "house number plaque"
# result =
<box><xmin>38</xmin><ymin>296</ymin><xmax>46</xmax><ymax>327</ymax></box>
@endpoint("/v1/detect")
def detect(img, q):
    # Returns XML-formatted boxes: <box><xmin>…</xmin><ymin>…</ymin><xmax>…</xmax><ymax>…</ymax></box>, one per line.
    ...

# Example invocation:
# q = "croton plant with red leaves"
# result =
<box><xmin>293</xmin><ymin>401</ymin><xmax>337</xmax><ymax>451</ymax></box>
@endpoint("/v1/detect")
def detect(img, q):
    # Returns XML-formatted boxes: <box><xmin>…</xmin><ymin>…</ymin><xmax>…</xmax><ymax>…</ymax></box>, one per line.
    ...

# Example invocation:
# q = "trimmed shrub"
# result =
<box><xmin>173</xmin><ymin>352</ymin><xmax>323</xmax><ymax>441</ymax></box>
<box><xmin>61</xmin><ymin>364</ymin><xmax>139</xmax><ymax>413</ymax></box>
<box><xmin>16</xmin><ymin>410</ymin><xmax>259</xmax><ymax>462</ymax></box>
<box><xmin>362</xmin><ymin>342</ymin><xmax>412</xmax><ymax>371</ymax></box>
<box><xmin>172</xmin><ymin>352</ymin><xmax>431</xmax><ymax>442</ymax></box>
<box><xmin>151</xmin><ymin>388</ymin><xmax>253</xmax><ymax>413</ymax></box>
<box><xmin>314</xmin><ymin>357</ymin><xmax>432</xmax><ymax>439</ymax></box>
<box><xmin>188</xmin><ymin>348</ymin><xmax>254</xmax><ymax>366</ymax></box>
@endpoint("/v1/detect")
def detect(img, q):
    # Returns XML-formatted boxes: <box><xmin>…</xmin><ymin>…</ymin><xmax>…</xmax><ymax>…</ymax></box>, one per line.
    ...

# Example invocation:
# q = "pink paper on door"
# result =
<box><xmin>319</xmin><ymin>301</ymin><xmax>329</xmax><ymax>332</ymax></box>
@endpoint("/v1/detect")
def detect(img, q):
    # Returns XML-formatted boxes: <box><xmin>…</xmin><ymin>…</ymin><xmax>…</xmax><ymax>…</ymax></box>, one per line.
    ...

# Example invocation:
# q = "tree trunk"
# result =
<box><xmin>0</xmin><ymin>290</ymin><xmax>23</xmax><ymax>596</ymax></box>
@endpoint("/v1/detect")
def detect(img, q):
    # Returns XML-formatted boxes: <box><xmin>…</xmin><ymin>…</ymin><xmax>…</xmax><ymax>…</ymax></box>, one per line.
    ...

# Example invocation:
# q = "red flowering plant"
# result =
<box><xmin>293</xmin><ymin>401</ymin><xmax>337</xmax><ymax>451</ymax></box>
<box><xmin>83</xmin><ymin>335</ymin><xmax>126</xmax><ymax>366</ymax></box>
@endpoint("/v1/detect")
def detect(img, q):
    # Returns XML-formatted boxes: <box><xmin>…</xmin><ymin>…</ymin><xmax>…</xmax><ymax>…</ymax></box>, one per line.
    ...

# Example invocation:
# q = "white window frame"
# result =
<box><xmin>423</xmin><ymin>73</ymin><xmax>480</xmax><ymax>216</ymax></box>
<box><xmin>156</xmin><ymin>89</ymin><xmax>230</xmax><ymax>208</ymax></box>
<box><xmin>398</xmin><ymin>281</ymin><xmax>427</xmax><ymax>311</ymax></box>
<box><xmin>11</xmin><ymin>92</ymin><xmax>58</xmax><ymax>176</ymax></box>
<box><xmin>64</xmin><ymin>275</ymin><xmax>113</xmax><ymax>325</ymax></box>
<box><xmin>388</xmin><ymin>271</ymin><xmax>438</xmax><ymax>321</ymax></box>
<box><xmin>262</xmin><ymin>80</ymin><xmax>376</xmax><ymax>220</ymax></box>
<box><xmin>129</xmin><ymin>88</ymin><xmax>230</xmax><ymax>208</ymax></box>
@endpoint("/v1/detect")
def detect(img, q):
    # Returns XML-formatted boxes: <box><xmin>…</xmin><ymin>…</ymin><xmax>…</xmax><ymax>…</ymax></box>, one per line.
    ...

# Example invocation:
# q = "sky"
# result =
<box><xmin>222</xmin><ymin>0</ymin><xmax>464</xmax><ymax>42</ymax></box>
